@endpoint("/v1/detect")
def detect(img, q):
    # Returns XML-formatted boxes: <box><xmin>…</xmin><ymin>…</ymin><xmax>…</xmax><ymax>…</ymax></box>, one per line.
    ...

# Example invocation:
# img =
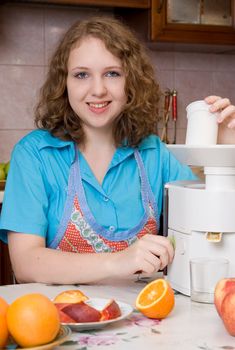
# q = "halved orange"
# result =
<box><xmin>135</xmin><ymin>278</ymin><xmax>175</xmax><ymax>319</ymax></box>
<box><xmin>53</xmin><ymin>290</ymin><xmax>88</xmax><ymax>304</ymax></box>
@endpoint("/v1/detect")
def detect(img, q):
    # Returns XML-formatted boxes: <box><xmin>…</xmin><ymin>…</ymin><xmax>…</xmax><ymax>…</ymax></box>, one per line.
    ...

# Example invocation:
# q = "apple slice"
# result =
<box><xmin>101</xmin><ymin>299</ymin><xmax>121</xmax><ymax>321</ymax></box>
<box><xmin>63</xmin><ymin>301</ymin><xmax>101</xmax><ymax>323</ymax></box>
<box><xmin>59</xmin><ymin>309</ymin><xmax>77</xmax><ymax>323</ymax></box>
<box><xmin>54</xmin><ymin>302</ymin><xmax>70</xmax><ymax>311</ymax></box>
<box><xmin>54</xmin><ymin>303</ymin><xmax>76</xmax><ymax>323</ymax></box>
<box><xmin>53</xmin><ymin>290</ymin><xmax>88</xmax><ymax>304</ymax></box>
<box><xmin>221</xmin><ymin>291</ymin><xmax>235</xmax><ymax>336</ymax></box>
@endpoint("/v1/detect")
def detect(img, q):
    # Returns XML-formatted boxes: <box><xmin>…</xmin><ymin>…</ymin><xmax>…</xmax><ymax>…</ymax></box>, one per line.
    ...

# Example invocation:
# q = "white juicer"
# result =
<box><xmin>164</xmin><ymin>145</ymin><xmax>235</xmax><ymax>296</ymax></box>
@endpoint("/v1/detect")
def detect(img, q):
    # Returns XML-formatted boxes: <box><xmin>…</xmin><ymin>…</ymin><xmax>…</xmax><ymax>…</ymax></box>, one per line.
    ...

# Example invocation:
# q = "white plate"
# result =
<box><xmin>61</xmin><ymin>298</ymin><xmax>133</xmax><ymax>331</ymax></box>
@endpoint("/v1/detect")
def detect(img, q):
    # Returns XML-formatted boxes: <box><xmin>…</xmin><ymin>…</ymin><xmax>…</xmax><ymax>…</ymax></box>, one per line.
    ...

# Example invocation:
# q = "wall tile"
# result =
<box><xmin>44</xmin><ymin>6</ymin><xmax>113</xmax><ymax>64</ymax></box>
<box><xmin>215</xmin><ymin>54</ymin><xmax>235</xmax><ymax>72</ymax></box>
<box><xmin>155</xmin><ymin>69</ymin><xmax>174</xmax><ymax>93</ymax></box>
<box><xmin>212</xmin><ymin>71</ymin><xmax>235</xmax><ymax>101</ymax></box>
<box><xmin>174</xmin><ymin>70</ymin><xmax>213</xmax><ymax>128</ymax></box>
<box><xmin>0</xmin><ymin>65</ymin><xmax>45</xmax><ymax>129</ymax></box>
<box><xmin>0</xmin><ymin>130</ymin><xmax>31</xmax><ymax>162</ymax></box>
<box><xmin>0</xmin><ymin>4</ymin><xmax>44</xmax><ymax>65</ymax></box>
<box><xmin>174</xmin><ymin>52</ymin><xmax>216</xmax><ymax>71</ymax></box>
<box><xmin>149</xmin><ymin>51</ymin><xmax>174</xmax><ymax>70</ymax></box>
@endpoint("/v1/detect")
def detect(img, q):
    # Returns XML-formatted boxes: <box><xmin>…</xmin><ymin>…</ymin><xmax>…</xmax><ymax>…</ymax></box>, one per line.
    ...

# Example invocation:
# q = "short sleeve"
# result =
<box><xmin>0</xmin><ymin>143</ymin><xmax>49</xmax><ymax>243</ymax></box>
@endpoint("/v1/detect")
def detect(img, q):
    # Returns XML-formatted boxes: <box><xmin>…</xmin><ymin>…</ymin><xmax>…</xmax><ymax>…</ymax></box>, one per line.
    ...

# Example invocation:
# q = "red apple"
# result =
<box><xmin>101</xmin><ymin>299</ymin><xmax>121</xmax><ymax>321</ymax></box>
<box><xmin>63</xmin><ymin>301</ymin><xmax>101</xmax><ymax>323</ymax></box>
<box><xmin>214</xmin><ymin>278</ymin><xmax>235</xmax><ymax>317</ymax></box>
<box><xmin>221</xmin><ymin>291</ymin><xmax>235</xmax><ymax>336</ymax></box>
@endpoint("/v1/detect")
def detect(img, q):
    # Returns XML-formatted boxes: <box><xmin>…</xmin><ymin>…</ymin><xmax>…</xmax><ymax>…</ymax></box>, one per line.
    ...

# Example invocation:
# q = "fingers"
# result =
<box><xmin>118</xmin><ymin>234</ymin><xmax>175</xmax><ymax>277</ymax></box>
<box><xmin>135</xmin><ymin>234</ymin><xmax>174</xmax><ymax>271</ymax></box>
<box><xmin>139</xmin><ymin>253</ymin><xmax>161</xmax><ymax>275</ymax></box>
<box><xmin>209</xmin><ymin>97</ymin><xmax>231</xmax><ymax>113</ymax></box>
<box><xmin>218</xmin><ymin>105</ymin><xmax>235</xmax><ymax>126</ymax></box>
<box><xmin>204</xmin><ymin>95</ymin><xmax>221</xmax><ymax>104</ymax></box>
<box><xmin>141</xmin><ymin>234</ymin><xmax>175</xmax><ymax>263</ymax></box>
<box><xmin>205</xmin><ymin>96</ymin><xmax>230</xmax><ymax>112</ymax></box>
<box><xmin>205</xmin><ymin>96</ymin><xmax>235</xmax><ymax>128</ymax></box>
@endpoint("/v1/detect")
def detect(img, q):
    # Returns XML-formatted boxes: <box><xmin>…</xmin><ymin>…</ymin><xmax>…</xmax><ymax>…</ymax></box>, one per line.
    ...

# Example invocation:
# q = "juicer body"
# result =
<box><xmin>165</xmin><ymin>181</ymin><xmax>235</xmax><ymax>296</ymax></box>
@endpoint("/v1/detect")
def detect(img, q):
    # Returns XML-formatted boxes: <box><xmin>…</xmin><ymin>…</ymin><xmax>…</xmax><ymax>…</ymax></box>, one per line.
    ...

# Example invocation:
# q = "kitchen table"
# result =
<box><xmin>0</xmin><ymin>277</ymin><xmax>234</xmax><ymax>350</ymax></box>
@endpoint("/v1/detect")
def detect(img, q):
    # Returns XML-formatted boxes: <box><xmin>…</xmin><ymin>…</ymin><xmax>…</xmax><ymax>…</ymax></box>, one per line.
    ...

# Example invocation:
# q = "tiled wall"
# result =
<box><xmin>0</xmin><ymin>3</ymin><xmax>235</xmax><ymax>162</ymax></box>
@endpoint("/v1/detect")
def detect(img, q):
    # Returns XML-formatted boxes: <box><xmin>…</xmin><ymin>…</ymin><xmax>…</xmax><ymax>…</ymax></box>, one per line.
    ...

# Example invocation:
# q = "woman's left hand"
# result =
<box><xmin>205</xmin><ymin>95</ymin><xmax>235</xmax><ymax>143</ymax></box>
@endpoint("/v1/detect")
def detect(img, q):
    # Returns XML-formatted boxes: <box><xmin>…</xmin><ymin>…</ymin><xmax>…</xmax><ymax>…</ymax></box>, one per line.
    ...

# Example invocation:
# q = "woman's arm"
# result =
<box><xmin>8</xmin><ymin>232</ymin><xmax>174</xmax><ymax>284</ymax></box>
<box><xmin>205</xmin><ymin>95</ymin><xmax>235</xmax><ymax>144</ymax></box>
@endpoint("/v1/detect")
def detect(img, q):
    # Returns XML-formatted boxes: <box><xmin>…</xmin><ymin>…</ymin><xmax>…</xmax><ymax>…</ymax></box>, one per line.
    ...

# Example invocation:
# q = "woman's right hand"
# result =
<box><xmin>205</xmin><ymin>95</ymin><xmax>235</xmax><ymax>144</ymax></box>
<box><xmin>112</xmin><ymin>234</ymin><xmax>174</xmax><ymax>277</ymax></box>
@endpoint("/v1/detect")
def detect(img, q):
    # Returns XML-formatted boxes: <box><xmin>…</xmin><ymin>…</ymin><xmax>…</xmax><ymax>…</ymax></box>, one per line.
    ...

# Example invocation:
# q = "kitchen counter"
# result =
<box><xmin>0</xmin><ymin>278</ymin><xmax>234</xmax><ymax>349</ymax></box>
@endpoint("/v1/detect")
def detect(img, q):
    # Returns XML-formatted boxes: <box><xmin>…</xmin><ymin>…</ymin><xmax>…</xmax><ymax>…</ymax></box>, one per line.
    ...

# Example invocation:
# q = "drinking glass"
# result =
<box><xmin>190</xmin><ymin>257</ymin><xmax>229</xmax><ymax>303</ymax></box>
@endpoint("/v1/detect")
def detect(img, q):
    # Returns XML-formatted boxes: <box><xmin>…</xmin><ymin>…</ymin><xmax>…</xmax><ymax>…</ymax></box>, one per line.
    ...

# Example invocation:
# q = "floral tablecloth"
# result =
<box><xmin>0</xmin><ymin>279</ymin><xmax>235</xmax><ymax>350</ymax></box>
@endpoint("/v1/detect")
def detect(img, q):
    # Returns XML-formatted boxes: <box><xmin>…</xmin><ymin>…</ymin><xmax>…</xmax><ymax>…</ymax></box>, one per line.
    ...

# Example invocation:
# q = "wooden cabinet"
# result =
<box><xmin>8</xmin><ymin>0</ymin><xmax>150</xmax><ymax>8</ymax></box>
<box><xmin>151</xmin><ymin>0</ymin><xmax>235</xmax><ymax>45</ymax></box>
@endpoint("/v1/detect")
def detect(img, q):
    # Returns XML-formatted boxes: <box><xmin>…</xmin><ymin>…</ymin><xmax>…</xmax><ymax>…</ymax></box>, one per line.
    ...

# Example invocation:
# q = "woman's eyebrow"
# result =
<box><xmin>71</xmin><ymin>66</ymin><xmax>88</xmax><ymax>71</ymax></box>
<box><xmin>71</xmin><ymin>65</ymin><xmax>123</xmax><ymax>71</ymax></box>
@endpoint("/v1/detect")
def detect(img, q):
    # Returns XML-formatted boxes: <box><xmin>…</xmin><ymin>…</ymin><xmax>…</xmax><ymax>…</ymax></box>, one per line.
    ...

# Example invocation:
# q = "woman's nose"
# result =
<box><xmin>91</xmin><ymin>77</ymin><xmax>107</xmax><ymax>96</ymax></box>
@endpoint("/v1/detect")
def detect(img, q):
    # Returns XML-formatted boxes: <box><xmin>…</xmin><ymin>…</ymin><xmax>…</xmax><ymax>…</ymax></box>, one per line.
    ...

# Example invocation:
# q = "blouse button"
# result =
<box><xmin>103</xmin><ymin>196</ymin><xmax>109</xmax><ymax>202</ymax></box>
<box><xmin>109</xmin><ymin>226</ymin><xmax>115</xmax><ymax>232</ymax></box>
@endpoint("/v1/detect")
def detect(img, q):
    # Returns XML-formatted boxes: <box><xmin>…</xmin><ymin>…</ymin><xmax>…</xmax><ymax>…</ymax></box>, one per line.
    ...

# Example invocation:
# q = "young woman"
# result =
<box><xmin>0</xmin><ymin>17</ymin><xmax>234</xmax><ymax>284</ymax></box>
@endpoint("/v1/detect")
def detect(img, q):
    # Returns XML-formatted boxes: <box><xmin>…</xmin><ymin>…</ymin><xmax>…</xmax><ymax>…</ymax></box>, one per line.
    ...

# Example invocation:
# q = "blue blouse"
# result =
<box><xmin>0</xmin><ymin>130</ymin><xmax>196</xmax><ymax>246</ymax></box>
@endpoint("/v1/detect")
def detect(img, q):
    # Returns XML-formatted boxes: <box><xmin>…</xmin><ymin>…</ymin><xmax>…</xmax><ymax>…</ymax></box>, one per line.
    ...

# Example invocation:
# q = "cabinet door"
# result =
<box><xmin>151</xmin><ymin>0</ymin><xmax>235</xmax><ymax>45</ymax></box>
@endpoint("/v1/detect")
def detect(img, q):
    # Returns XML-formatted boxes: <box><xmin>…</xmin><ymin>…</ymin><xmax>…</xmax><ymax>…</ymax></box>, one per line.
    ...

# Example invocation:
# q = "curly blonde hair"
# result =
<box><xmin>35</xmin><ymin>16</ymin><xmax>161</xmax><ymax>147</ymax></box>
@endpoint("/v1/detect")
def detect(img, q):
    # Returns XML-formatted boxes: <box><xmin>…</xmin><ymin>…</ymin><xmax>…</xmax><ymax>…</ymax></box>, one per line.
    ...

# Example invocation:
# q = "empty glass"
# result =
<box><xmin>190</xmin><ymin>257</ymin><xmax>229</xmax><ymax>303</ymax></box>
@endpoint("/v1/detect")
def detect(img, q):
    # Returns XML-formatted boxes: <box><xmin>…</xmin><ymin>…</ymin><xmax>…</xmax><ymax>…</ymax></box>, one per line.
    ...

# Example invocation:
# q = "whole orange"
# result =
<box><xmin>7</xmin><ymin>293</ymin><xmax>60</xmax><ymax>348</ymax></box>
<box><xmin>0</xmin><ymin>296</ymin><xmax>9</xmax><ymax>348</ymax></box>
<box><xmin>0</xmin><ymin>296</ymin><xmax>8</xmax><ymax>315</ymax></box>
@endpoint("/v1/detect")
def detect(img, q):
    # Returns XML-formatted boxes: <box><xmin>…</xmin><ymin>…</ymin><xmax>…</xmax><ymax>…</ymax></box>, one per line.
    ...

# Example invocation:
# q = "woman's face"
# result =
<box><xmin>67</xmin><ymin>36</ymin><xmax>127</xmax><ymax>135</ymax></box>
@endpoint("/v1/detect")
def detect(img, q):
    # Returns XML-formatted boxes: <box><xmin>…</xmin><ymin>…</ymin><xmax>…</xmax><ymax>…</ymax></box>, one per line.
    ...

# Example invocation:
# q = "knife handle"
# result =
<box><xmin>172</xmin><ymin>90</ymin><xmax>177</xmax><ymax>122</ymax></box>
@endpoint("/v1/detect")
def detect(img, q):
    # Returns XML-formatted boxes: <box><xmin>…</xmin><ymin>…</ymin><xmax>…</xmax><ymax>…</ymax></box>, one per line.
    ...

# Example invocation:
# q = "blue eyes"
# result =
<box><xmin>106</xmin><ymin>71</ymin><xmax>120</xmax><ymax>77</ymax></box>
<box><xmin>75</xmin><ymin>72</ymin><xmax>88</xmax><ymax>79</ymax></box>
<box><xmin>74</xmin><ymin>71</ymin><xmax>121</xmax><ymax>79</ymax></box>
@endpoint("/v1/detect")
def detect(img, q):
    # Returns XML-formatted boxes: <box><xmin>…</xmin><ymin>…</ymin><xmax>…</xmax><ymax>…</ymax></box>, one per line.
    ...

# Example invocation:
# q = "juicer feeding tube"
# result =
<box><xmin>167</xmin><ymin>144</ymin><xmax>235</xmax><ymax>191</ymax></box>
<box><xmin>204</xmin><ymin>167</ymin><xmax>235</xmax><ymax>190</ymax></box>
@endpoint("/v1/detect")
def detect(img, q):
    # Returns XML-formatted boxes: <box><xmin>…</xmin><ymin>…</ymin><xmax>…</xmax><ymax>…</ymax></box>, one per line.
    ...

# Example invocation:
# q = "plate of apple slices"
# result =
<box><xmin>54</xmin><ymin>291</ymin><xmax>133</xmax><ymax>331</ymax></box>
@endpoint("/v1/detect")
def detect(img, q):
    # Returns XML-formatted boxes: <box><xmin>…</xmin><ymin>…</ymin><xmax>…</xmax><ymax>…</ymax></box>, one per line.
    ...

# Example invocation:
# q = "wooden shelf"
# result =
<box><xmin>4</xmin><ymin>0</ymin><xmax>150</xmax><ymax>8</ymax></box>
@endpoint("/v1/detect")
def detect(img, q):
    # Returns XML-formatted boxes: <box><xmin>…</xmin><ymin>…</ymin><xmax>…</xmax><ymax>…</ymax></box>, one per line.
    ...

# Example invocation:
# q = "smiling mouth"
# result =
<box><xmin>87</xmin><ymin>102</ymin><xmax>111</xmax><ymax>109</ymax></box>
